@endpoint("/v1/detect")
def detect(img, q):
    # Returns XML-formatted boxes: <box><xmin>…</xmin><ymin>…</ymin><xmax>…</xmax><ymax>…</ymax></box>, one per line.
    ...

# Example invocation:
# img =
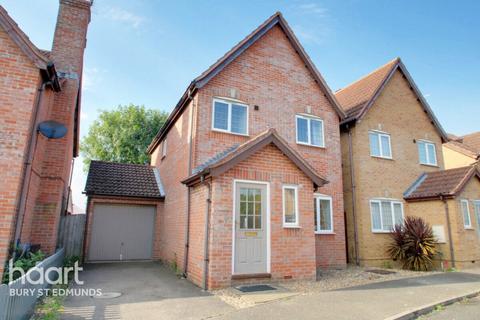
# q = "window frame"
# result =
<box><xmin>368</xmin><ymin>130</ymin><xmax>392</xmax><ymax>159</ymax></box>
<box><xmin>295</xmin><ymin>114</ymin><xmax>325</xmax><ymax>148</ymax></box>
<box><xmin>460</xmin><ymin>199</ymin><xmax>472</xmax><ymax>229</ymax></box>
<box><xmin>369</xmin><ymin>199</ymin><xmax>404</xmax><ymax>233</ymax></box>
<box><xmin>211</xmin><ymin>98</ymin><xmax>249</xmax><ymax>136</ymax></box>
<box><xmin>417</xmin><ymin>139</ymin><xmax>438</xmax><ymax>166</ymax></box>
<box><xmin>282</xmin><ymin>185</ymin><xmax>299</xmax><ymax>228</ymax></box>
<box><xmin>314</xmin><ymin>194</ymin><xmax>334</xmax><ymax>234</ymax></box>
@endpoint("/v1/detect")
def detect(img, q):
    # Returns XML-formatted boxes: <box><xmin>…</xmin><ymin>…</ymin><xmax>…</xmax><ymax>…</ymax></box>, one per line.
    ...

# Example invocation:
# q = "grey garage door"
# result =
<box><xmin>88</xmin><ymin>204</ymin><xmax>156</xmax><ymax>261</ymax></box>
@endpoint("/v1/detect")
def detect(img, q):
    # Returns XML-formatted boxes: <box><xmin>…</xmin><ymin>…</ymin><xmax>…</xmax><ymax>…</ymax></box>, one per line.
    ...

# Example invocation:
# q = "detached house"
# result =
<box><xmin>0</xmin><ymin>1</ymin><xmax>91</xmax><ymax>276</ymax></box>
<box><xmin>337</xmin><ymin>58</ymin><xmax>480</xmax><ymax>269</ymax></box>
<box><xmin>85</xmin><ymin>12</ymin><xmax>347</xmax><ymax>289</ymax></box>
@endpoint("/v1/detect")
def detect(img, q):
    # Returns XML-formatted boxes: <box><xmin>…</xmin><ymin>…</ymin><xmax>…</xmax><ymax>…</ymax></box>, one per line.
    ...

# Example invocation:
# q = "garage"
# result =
<box><xmin>88</xmin><ymin>204</ymin><xmax>156</xmax><ymax>261</ymax></box>
<box><xmin>84</xmin><ymin>161</ymin><xmax>165</xmax><ymax>262</ymax></box>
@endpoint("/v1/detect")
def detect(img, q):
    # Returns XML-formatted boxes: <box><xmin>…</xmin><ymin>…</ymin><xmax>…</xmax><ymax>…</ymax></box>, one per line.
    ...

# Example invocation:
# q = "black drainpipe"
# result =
<box><xmin>441</xmin><ymin>195</ymin><xmax>456</xmax><ymax>268</ymax></box>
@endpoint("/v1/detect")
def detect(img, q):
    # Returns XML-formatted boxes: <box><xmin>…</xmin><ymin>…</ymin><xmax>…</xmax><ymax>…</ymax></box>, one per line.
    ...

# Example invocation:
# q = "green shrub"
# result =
<box><xmin>387</xmin><ymin>216</ymin><xmax>436</xmax><ymax>271</ymax></box>
<box><xmin>2</xmin><ymin>250</ymin><xmax>46</xmax><ymax>283</ymax></box>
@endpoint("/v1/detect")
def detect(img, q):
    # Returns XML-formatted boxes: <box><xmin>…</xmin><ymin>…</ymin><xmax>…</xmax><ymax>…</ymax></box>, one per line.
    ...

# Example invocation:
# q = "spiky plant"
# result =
<box><xmin>387</xmin><ymin>216</ymin><xmax>437</xmax><ymax>271</ymax></box>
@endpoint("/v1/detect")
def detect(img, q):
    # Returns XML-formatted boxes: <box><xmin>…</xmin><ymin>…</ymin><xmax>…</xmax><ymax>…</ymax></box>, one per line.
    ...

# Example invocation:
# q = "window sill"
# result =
<box><xmin>464</xmin><ymin>227</ymin><xmax>474</xmax><ymax>230</ymax></box>
<box><xmin>419</xmin><ymin>163</ymin><xmax>439</xmax><ymax>168</ymax></box>
<box><xmin>315</xmin><ymin>231</ymin><xmax>335</xmax><ymax>235</ymax></box>
<box><xmin>372</xmin><ymin>230</ymin><xmax>394</xmax><ymax>234</ymax></box>
<box><xmin>296</xmin><ymin>142</ymin><xmax>325</xmax><ymax>149</ymax></box>
<box><xmin>283</xmin><ymin>225</ymin><xmax>301</xmax><ymax>229</ymax></box>
<box><xmin>371</xmin><ymin>155</ymin><xmax>394</xmax><ymax>161</ymax></box>
<box><xmin>212</xmin><ymin>128</ymin><xmax>249</xmax><ymax>137</ymax></box>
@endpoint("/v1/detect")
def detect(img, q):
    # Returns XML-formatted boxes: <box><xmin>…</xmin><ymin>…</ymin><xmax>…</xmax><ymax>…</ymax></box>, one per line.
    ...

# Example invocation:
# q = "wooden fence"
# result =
<box><xmin>57</xmin><ymin>214</ymin><xmax>86</xmax><ymax>258</ymax></box>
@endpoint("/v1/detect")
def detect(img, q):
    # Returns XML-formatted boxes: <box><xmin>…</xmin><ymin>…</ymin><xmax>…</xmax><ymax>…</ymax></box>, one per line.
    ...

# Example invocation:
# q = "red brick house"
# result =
<box><xmin>0</xmin><ymin>0</ymin><xmax>91</xmax><ymax>275</ymax></box>
<box><xmin>84</xmin><ymin>12</ymin><xmax>347</xmax><ymax>289</ymax></box>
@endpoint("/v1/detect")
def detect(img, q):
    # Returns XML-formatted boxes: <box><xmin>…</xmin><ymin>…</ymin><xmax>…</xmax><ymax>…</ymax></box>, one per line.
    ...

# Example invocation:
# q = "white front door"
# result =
<box><xmin>234</xmin><ymin>182</ymin><xmax>268</xmax><ymax>275</ymax></box>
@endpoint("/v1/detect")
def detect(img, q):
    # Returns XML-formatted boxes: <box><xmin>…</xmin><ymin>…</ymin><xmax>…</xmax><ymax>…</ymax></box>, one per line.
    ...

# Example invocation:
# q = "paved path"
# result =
<box><xmin>213</xmin><ymin>272</ymin><xmax>480</xmax><ymax>320</ymax></box>
<box><xmin>61</xmin><ymin>263</ymin><xmax>480</xmax><ymax>320</ymax></box>
<box><xmin>418</xmin><ymin>296</ymin><xmax>480</xmax><ymax>320</ymax></box>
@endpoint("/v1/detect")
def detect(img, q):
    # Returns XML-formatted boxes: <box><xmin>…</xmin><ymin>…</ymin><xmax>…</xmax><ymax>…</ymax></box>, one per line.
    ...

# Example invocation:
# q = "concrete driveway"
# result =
<box><xmin>61</xmin><ymin>262</ymin><xmax>233</xmax><ymax>320</ymax></box>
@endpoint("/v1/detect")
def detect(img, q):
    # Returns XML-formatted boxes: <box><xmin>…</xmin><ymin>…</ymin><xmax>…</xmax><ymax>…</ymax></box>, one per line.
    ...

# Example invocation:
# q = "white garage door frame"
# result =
<box><xmin>87</xmin><ymin>203</ymin><xmax>157</xmax><ymax>262</ymax></box>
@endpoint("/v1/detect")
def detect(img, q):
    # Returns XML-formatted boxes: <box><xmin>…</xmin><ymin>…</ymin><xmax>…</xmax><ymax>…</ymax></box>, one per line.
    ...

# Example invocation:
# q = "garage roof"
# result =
<box><xmin>85</xmin><ymin>161</ymin><xmax>165</xmax><ymax>199</ymax></box>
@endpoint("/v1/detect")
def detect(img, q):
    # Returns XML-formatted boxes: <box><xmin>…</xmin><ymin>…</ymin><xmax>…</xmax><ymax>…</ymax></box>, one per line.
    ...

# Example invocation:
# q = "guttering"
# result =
<box><xmin>147</xmin><ymin>83</ymin><xmax>196</xmax><ymax>154</ymax></box>
<box><xmin>441</xmin><ymin>195</ymin><xmax>456</xmax><ymax>268</ymax></box>
<box><xmin>346</xmin><ymin>124</ymin><xmax>360</xmax><ymax>265</ymax></box>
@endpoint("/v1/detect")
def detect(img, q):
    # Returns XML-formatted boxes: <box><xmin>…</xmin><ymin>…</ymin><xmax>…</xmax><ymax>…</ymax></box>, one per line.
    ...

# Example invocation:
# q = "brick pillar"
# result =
<box><xmin>30</xmin><ymin>0</ymin><xmax>91</xmax><ymax>253</ymax></box>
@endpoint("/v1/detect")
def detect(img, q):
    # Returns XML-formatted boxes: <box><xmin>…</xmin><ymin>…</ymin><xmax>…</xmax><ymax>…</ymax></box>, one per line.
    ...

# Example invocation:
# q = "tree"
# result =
<box><xmin>81</xmin><ymin>104</ymin><xmax>169</xmax><ymax>171</ymax></box>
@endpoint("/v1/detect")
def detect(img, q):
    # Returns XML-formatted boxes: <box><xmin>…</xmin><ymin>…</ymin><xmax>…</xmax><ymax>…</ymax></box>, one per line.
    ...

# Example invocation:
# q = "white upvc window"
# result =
<box><xmin>370</xmin><ymin>199</ymin><xmax>404</xmax><ymax>232</ymax></box>
<box><xmin>161</xmin><ymin>138</ymin><xmax>167</xmax><ymax>159</ymax></box>
<box><xmin>417</xmin><ymin>140</ymin><xmax>437</xmax><ymax>166</ymax></box>
<box><xmin>314</xmin><ymin>195</ymin><xmax>333</xmax><ymax>233</ymax></box>
<box><xmin>212</xmin><ymin>98</ymin><xmax>248</xmax><ymax>135</ymax></box>
<box><xmin>283</xmin><ymin>185</ymin><xmax>299</xmax><ymax>227</ymax></box>
<box><xmin>369</xmin><ymin>131</ymin><xmax>392</xmax><ymax>159</ymax></box>
<box><xmin>296</xmin><ymin>114</ymin><xmax>325</xmax><ymax>147</ymax></box>
<box><xmin>461</xmin><ymin>199</ymin><xmax>472</xmax><ymax>229</ymax></box>
<box><xmin>474</xmin><ymin>201</ymin><xmax>480</xmax><ymax>232</ymax></box>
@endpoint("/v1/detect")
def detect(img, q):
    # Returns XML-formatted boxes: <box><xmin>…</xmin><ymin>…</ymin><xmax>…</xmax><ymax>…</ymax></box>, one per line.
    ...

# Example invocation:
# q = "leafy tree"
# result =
<box><xmin>81</xmin><ymin>104</ymin><xmax>168</xmax><ymax>171</ymax></box>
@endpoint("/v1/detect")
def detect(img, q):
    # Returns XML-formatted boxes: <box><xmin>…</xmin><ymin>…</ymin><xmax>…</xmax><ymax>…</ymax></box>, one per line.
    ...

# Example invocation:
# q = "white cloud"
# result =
<box><xmin>80</xmin><ymin>111</ymin><xmax>88</xmax><ymax>120</ymax></box>
<box><xmin>292</xmin><ymin>25</ymin><xmax>325</xmax><ymax>45</ymax></box>
<box><xmin>98</xmin><ymin>6</ymin><xmax>145</xmax><ymax>29</ymax></box>
<box><xmin>82</xmin><ymin>67</ymin><xmax>106</xmax><ymax>92</ymax></box>
<box><xmin>297</xmin><ymin>3</ymin><xmax>328</xmax><ymax>17</ymax></box>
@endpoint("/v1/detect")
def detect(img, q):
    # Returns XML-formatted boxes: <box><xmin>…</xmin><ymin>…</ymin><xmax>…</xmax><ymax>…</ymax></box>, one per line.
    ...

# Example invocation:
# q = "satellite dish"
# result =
<box><xmin>38</xmin><ymin>120</ymin><xmax>67</xmax><ymax>139</ymax></box>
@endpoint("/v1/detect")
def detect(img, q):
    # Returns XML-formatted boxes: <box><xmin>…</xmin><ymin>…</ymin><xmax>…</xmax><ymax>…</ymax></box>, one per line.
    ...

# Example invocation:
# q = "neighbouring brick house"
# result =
<box><xmin>84</xmin><ymin>12</ymin><xmax>347</xmax><ymax>289</ymax></box>
<box><xmin>337</xmin><ymin>58</ymin><xmax>480</xmax><ymax>268</ymax></box>
<box><xmin>0</xmin><ymin>1</ymin><xmax>91</xmax><ymax>275</ymax></box>
<box><xmin>443</xmin><ymin>132</ymin><xmax>480</xmax><ymax>169</ymax></box>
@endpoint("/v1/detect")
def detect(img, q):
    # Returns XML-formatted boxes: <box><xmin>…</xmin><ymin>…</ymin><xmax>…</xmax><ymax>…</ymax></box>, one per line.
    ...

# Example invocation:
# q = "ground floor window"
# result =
<box><xmin>314</xmin><ymin>195</ymin><xmax>333</xmax><ymax>233</ymax></box>
<box><xmin>370</xmin><ymin>199</ymin><xmax>403</xmax><ymax>232</ymax></box>
<box><xmin>283</xmin><ymin>185</ymin><xmax>299</xmax><ymax>227</ymax></box>
<box><xmin>460</xmin><ymin>199</ymin><xmax>472</xmax><ymax>229</ymax></box>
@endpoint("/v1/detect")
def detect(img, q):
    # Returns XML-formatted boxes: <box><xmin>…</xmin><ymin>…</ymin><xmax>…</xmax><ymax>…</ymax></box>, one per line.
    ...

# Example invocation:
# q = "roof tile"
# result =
<box><xmin>85</xmin><ymin>161</ymin><xmax>164</xmax><ymax>199</ymax></box>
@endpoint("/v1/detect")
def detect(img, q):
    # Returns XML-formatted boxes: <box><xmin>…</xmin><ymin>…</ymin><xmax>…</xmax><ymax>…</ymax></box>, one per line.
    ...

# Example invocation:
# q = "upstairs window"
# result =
<box><xmin>418</xmin><ymin>140</ymin><xmax>437</xmax><ymax>166</ymax></box>
<box><xmin>370</xmin><ymin>199</ymin><xmax>403</xmax><ymax>232</ymax></box>
<box><xmin>296</xmin><ymin>115</ymin><xmax>324</xmax><ymax>147</ymax></box>
<box><xmin>369</xmin><ymin>131</ymin><xmax>392</xmax><ymax>159</ymax></box>
<box><xmin>212</xmin><ymin>98</ymin><xmax>248</xmax><ymax>135</ymax></box>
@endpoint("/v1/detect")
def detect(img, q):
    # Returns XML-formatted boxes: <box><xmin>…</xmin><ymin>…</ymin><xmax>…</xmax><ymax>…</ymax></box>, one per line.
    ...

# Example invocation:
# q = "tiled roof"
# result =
<box><xmin>335</xmin><ymin>58</ymin><xmax>399</xmax><ymax>119</ymax></box>
<box><xmin>443</xmin><ymin>140</ymin><xmax>479</xmax><ymax>159</ymax></box>
<box><xmin>85</xmin><ymin>161</ymin><xmax>165</xmax><ymax>199</ymax></box>
<box><xmin>404</xmin><ymin>165</ymin><xmax>480</xmax><ymax>200</ymax></box>
<box><xmin>183</xmin><ymin>128</ymin><xmax>328</xmax><ymax>187</ymax></box>
<box><xmin>461</xmin><ymin>132</ymin><xmax>480</xmax><ymax>154</ymax></box>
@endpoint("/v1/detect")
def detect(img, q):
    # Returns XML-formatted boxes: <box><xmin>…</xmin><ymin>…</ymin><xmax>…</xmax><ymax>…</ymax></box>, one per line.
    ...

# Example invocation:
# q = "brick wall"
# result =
<box><xmin>206</xmin><ymin>144</ymin><xmax>317</xmax><ymax>288</ymax></box>
<box><xmin>0</xmin><ymin>27</ymin><xmax>42</xmax><ymax>275</ymax></box>
<box><xmin>342</xmin><ymin>70</ymin><xmax>445</xmax><ymax>266</ymax></box>
<box><xmin>30</xmin><ymin>0</ymin><xmax>91</xmax><ymax>253</ymax></box>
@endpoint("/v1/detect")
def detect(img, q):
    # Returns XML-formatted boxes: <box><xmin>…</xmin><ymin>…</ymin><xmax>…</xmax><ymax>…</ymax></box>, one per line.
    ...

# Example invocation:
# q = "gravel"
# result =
<box><xmin>213</xmin><ymin>266</ymin><xmax>440</xmax><ymax>309</ymax></box>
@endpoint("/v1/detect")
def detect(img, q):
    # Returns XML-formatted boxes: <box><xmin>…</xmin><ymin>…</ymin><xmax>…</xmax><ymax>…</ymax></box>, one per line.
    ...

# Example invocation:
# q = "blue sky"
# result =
<box><xmin>3</xmin><ymin>0</ymin><xmax>479</xmax><ymax>209</ymax></box>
